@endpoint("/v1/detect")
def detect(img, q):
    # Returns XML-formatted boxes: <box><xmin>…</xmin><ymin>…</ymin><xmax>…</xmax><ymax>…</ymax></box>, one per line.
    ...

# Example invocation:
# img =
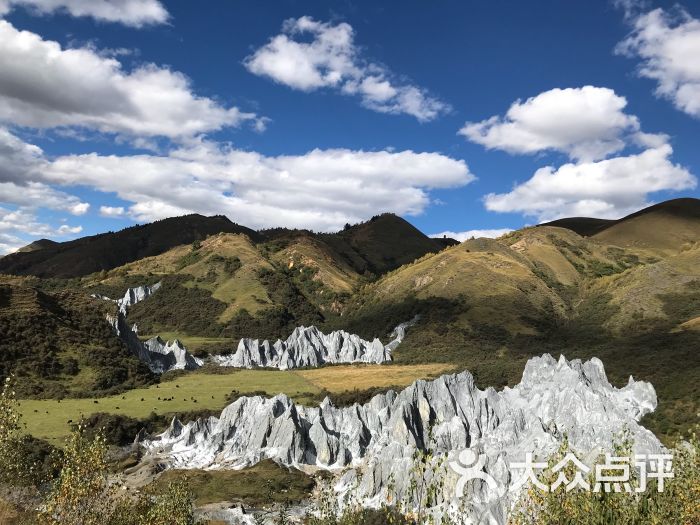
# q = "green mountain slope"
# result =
<box><xmin>1</xmin><ymin>200</ymin><xmax>698</xmax><ymax>441</ymax></box>
<box><xmin>0</xmin><ymin>276</ymin><xmax>154</xmax><ymax>398</ymax></box>
<box><xmin>0</xmin><ymin>215</ymin><xmax>258</xmax><ymax>278</ymax></box>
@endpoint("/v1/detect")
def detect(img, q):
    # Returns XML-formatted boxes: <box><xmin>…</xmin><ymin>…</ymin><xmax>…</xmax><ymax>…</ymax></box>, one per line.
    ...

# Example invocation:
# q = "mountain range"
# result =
<box><xmin>1</xmin><ymin>198</ymin><xmax>698</xmax><ymax>441</ymax></box>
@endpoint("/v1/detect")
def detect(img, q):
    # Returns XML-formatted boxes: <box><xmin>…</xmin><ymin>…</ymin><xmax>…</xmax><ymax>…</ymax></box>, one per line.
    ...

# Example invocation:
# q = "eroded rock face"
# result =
<box><xmin>91</xmin><ymin>282</ymin><xmax>162</xmax><ymax>315</ymax></box>
<box><xmin>213</xmin><ymin>316</ymin><xmax>419</xmax><ymax>369</ymax></box>
<box><xmin>144</xmin><ymin>336</ymin><xmax>203</xmax><ymax>373</ymax></box>
<box><xmin>143</xmin><ymin>354</ymin><xmax>662</xmax><ymax>523</ymax></box>
<box><xmin>107</xmin><ymin>314</ymin><xmax>203</xmax><ymax>373</ymax></box>
<box><xmin>117</xmin><ymin>282</ymin><xmax>162</xmax><ymax>314</ymax></box>
<box><xmin>98</xmin><ymin>282</ymin><xmax>201</xmax><ymax>374</ymax></box>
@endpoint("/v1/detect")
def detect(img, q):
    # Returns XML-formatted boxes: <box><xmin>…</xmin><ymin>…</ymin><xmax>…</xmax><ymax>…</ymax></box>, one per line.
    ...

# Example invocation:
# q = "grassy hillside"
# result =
<box><xmin>2</xmin><ymin>201</ymin><xmax>699</xmax><ymax>443</ymax></box>
<box><xmin>544</xmin><ymin>198</ymin><xmax>700</xmax><ymax>256</ymax></box>
<box><xmin>319</xmin><ymin>213</ymin><xmax>446</xmax><ymax>276</ymax></box>
<box><xmin>0</xmin><ymin>214</ymin><xmax>258</xmax><ymax>278</ymax></box>
<box><xmin>592</xmin><ymin>198</ymin><xmax>700</xmax><ymax>256</ymax></box>
<box><xmin>325</xmin><ymin>222</ymin><xmax>700</xmax><ymax>441</ymax></box>
<box><xmin>0</xmin><ymin>276</ymin><xmax>155</xmax><ymax>398</ymax></box>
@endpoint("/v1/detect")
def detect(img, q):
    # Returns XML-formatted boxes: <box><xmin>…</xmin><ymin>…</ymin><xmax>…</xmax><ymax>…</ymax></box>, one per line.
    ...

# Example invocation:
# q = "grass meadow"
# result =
<box><xmin>18</xmin><ymin>363</ymin><xmax>453</xmax><ymax>444</ymax></box>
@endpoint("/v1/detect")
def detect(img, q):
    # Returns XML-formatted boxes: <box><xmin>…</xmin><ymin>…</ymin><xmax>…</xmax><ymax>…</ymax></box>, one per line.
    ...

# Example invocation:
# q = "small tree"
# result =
<box><xmin>38</xmin><ymin>424</ymin><xmax>110</xmax><ymax>525</ymax></box>
<box><xmin>0</xmin><ymin>375</ymin><xmax>48</xmax><ymax>486</ymax></box>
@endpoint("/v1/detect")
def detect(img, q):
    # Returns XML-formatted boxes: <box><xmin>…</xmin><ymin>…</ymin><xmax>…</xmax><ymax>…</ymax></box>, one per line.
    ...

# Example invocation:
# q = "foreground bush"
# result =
<box><xmin>1</xmin><ymin>377</ymin><xmax>199</xmax><ymax>525</ymax></box>
<box><xmin>508</xmin><ymin>432</ymin><xmax>700</xmax><ymax>525</ymax></box>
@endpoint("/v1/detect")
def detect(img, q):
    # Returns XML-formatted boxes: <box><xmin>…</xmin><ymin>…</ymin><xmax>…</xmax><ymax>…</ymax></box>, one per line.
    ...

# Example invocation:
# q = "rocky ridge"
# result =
<box><xmin>97</xmin><ymin>283</ymin><xmax>202</xmax><ymax>373</ymax></box>
<box><xmin>142</xmin><ymin>354</ymin><xmax>662</xmax><ymax>523</ymax></box>
<box><xmin>91</xmin><ymin>282</ymin><xmax>162</xmax><ymax>315</ymax></box>
<box><xmin>213</xmin><ymin>316</ymin><xmax>419</xmax><ymax>369</ymax></box>
<box><xmin>107</xmin><ymin>314</ymin><xmax>203</xmax><ymax>373</ymax></box>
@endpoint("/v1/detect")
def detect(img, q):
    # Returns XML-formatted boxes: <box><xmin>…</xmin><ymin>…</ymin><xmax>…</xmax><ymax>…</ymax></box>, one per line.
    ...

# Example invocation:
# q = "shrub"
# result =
<box><xmin>508</xmin><ymin>430</ymin><xmax>700</xmax><ymax>525</ymax></box>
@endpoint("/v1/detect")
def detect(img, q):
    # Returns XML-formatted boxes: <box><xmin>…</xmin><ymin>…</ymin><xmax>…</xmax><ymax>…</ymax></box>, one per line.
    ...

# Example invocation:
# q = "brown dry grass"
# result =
<box><xmin>297</xmin><ymin>363</ymin><xmax>455</xmax><ymax>392</ymax></box>
<box><xmin>271</xmin><ymin>235</ymin><xmax>360</xmax><ymax>293</ymax></box>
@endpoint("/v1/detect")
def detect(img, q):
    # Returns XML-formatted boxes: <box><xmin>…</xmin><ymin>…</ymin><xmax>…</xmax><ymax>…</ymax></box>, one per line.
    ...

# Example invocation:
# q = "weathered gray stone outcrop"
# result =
<box><xmin>97</xmin><ymin>282</ymin><xmax>201</xmax><ymax>374</ymax></box>
<box><xmin>91</xmin><ymin>282</ymin><xmax>162</xmax><ymax>314</ymax></box>
<box><xmin>143</xmin><ymin>354</ymin><xmax>662</xmax><ymax>523</ymax></box>
<box><xmin>107</xmin><ymin>314</ymin><xmax>203</xmax><ymax>373</ymax></box>
<box><xmin>213</xmin><ymin>316</ymin><xmax>419</xmax><ymax>369</ymax></box>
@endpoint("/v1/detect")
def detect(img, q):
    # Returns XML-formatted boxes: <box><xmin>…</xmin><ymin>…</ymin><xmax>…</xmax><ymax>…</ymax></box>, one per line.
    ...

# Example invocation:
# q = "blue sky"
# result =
<box><xmin>0</xmin><ymin>0</ymin><xmax>699</xmax><ymax>252</ymax></box>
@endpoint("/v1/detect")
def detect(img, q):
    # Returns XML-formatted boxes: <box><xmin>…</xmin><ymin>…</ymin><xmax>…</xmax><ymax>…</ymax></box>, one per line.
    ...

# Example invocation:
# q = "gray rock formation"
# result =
<box><xmin>143</xmin><ymin>354</ymin><xmax>662</xmax><ymax>523</ymax></box>
<box><xmin>213</xmin><ymin>316</ymin><xmax>419</xmax><ymax>369</ymax></box>
<box><xmin>117</xmin><ymin>282</ymin><xmax>161</xmax><ymax>314</ymax></box>
<box><xmin>97</xmin><ymin>282</ymin><xmax>201</xmax><ymax>374</ymax></box>
<box><xmin>107</xmin><ymin>314</ymin><xmax>203</xmax><ymax>373</ymax></box>
<box><xmin>91</xmin><ymin>282</ymin><xmax>162</xmax><ymax>314</ymax></box>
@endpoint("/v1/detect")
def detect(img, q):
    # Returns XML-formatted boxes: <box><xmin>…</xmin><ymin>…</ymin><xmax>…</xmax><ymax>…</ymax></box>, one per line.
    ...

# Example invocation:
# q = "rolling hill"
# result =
<box><xmin>542</xmin><ymin>198</ymin><xmax>700</xmax><ymax>255</ymax></box>
<box><xmin>1</xmin><ymin>199</ymin><xmax>699</xmax><ymax>441</ymax></box>
<box><xmin>0</xmin><ymin>212</ymin><xmax>444</xmax><ymax>280</ymax></box>
<box><xmin>15</xmin><ymin>239</ymin><xmax>59</xmax><ymax>253</ymax></box>
<box><xmin>0</xmin><ymin>275</ymin><xmax>154</xmax><ymax>398</ymax></box>
<box><xmin>539</xmin><ymin>217</ymin><xmax>614</xmax><ymax>236</ymax></box>
<box><xmin>592</xmin><ymin>198</ymin><xmax>700</xmax><ymax>255</ymax></box>
<box><xmin>0</xmin><ymin>215</ymin><xmax>259</xmax><ymax>278</ymax></box>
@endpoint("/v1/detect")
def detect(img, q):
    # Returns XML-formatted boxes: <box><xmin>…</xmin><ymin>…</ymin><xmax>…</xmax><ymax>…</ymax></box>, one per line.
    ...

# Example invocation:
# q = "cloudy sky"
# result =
<box><xmin>0</xmin><ymin>0</ymin><xmax>699</xmax><ymax>253</ymax></box>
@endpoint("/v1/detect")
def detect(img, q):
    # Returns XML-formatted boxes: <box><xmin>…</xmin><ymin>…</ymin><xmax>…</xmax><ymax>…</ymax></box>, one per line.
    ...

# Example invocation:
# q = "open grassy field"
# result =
<box><xmin>18</xmin><ymin>363</ymin><xmax>453</xmax><ymax>444</ymax></box>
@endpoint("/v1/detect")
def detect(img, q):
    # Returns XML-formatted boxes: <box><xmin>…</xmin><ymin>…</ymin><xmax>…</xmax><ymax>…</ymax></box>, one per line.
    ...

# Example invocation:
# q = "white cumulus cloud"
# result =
<box><xmin>245</xmin><ymin>16</ymin><xmax>449</xmax><ymax>122</ymax></box>
<box><xmin>99</xmin><ymin>205</ymin><xmax>126</xmax><ymax>218</ymax></box>
<box><xmin>0</xmin><ymin>0</ymin><xmax>168</xmax><ymax>26</ymax></box>
<box><xmin>617</xmin><ymin>7</ymin><xmax>700</xmax><ymax>119</ymax></box>
<box><xmin>430</xmin><ymin>229</ymin><xmax>513</xmax><ymax>242</ymax></box>
<box><xmin>0</xmin><ymin>21</ymin><xmax>262</xmax><ymax>140</ymax></box>
<box><xmin>0</xmin><ymin>207</ymin><xmax>82</xmax><ymax>254</ymax></box>
<box><xmin>484</xmin><ymin>145</ymin><xmax>696</xmax><ymax>221</ymax></box>
<box><xmin>459</xmin><ymin>86</ymin><xmax>643</xmax><ymax>162</ymax></box>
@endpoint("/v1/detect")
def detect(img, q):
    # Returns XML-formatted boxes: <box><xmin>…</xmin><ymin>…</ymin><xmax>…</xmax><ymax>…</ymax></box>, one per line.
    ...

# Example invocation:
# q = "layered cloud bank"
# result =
<box><xmin>0</xmin><ymin>0</ymin><xmax>168</xmax><ymax>26</ymax></box>
<box><xmin>45</xmin><ymin>143</ymin><xmax>474</xmax><ymax>231</ymax></box>
<box><xmin>0</xmin><ymin>124</ymin><xmax>474</xmax><ymax>245</ymax></box>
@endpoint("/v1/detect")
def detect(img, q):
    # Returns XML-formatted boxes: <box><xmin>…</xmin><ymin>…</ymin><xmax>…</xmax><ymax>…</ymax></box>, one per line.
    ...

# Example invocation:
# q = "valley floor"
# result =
<box><xmin>18</xmin><ymin>363</ymin><xmax>452</xmax><ymax>444</ymax></box>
